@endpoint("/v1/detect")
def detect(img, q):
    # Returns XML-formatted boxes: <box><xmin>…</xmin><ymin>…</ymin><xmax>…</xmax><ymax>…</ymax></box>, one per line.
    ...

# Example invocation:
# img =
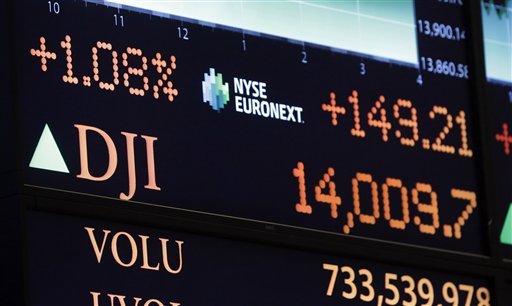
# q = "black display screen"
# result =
<box><xmin>16</xmin><ymin>0</ymin><xmax>486</xmax><ymax>254</ymax></box>
<box><xmin>26</xmin><ymin>209</ymin><xmax>493</xmax><ymax>306</ymax></box>
<box><xmin>480</xmin><ymin>0</ymin><xmax>512</xmax><ymax>259</ymax></box>
<box><xmin>0</xmin><ymin>1</ymin><xmax>15</xmax><ymax>196</ymax></box>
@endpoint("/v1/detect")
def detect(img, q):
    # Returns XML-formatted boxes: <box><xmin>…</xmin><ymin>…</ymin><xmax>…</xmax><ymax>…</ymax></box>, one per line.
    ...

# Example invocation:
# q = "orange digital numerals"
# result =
<box><xmin>123</xmin><ymin>47</ymin><xmax>149</xmax><ymax>97</ymax></box>
<box><xmin>383</xmin><ymin>178</ymin><xmax>410</xmax><ymax>230</ymax></box>
<box><xmin>367</xmin><ymin>95</ymin><xmax>391</xmax><ymax>142</ymax></box>
<box><xmin>322</xmin><ymin>90</ymin><xmax>473</xmax><ymax>158</ymax></box>
<box><xmin>394</xmin><ymin>99</ymin><xmax>419</xmax><ymax>147</ymax></box>
<box><xmin>293</xmin><ymin>162</ymin><xmax>477</xmax><ymax>239</ymax></box>
<box><xmin>314</xmin><ymin>167</ymin><xmax>342</xmax><ymax>218</ymax></box>
<box><xmin>293</xmin><ymin>162</ymin><xmax>312</xmax><ymax>214</ymax></box>
<box><xmin>30</xmin><ymin>35</ymin><xmax>178</xmax><ymax>102</ymax></box>
<box><xmin>61</xmin><ymin>35</ymin><xmax>79</xmax><ymax>84</ymax></box>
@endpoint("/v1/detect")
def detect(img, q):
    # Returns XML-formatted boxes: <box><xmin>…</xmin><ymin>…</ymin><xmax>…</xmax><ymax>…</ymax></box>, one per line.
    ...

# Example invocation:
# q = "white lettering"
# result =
<box><xmin>231</xmin><ymin>77</ymin><xmax>302</xmax><ymax>123</ymax></box>
<box><xmin>286</xmin><ymin>105</ymin><xmax>296</xmax><ymax>122</ymax></box>
<box><xmin>251</xmin><ymin>81</ymin><xmax>259</xmax><ymax>97</ymax></box>
<box><xmin>261</xmin><ymin>101</ymin><xmax>270</xmax><ymax>117</ymax></box>
<box><xmin>259</xmin><ymin>82</ymin><xmax>267</xmax><ymax>99</ymax></box>
<box><xmin>234</xmin><ymin>95</ymin><xmax>303</xmax><ymax>123</ymax></box>
<box><xmin>235</xmin><ymin>96</ymin><xmax>243</xmax><ymax>112</ymax></box>
<box><xmin>242</xmin><ymin>97</ymin><xmax>251</xmax><ymax>114</ymax></box>
<box><xmin>270</xmin><ymin>102</ymin><xmax>279</xmax><ymax>118</ymax></box>
<box><xmin>242</xmin><ymin>79</ymin><xmax>252</xmax><ymax>96</ymax></box>
<box><xmin>296</xmin><ymin>107</ymin><xmax>303</xmax><ymax>123</ymax></box>
<box><xmin>233</xmin><ymin>78</ymin><xmax>268</xmax><ymax>98</ymax></box>
<box><xmin>252</xmin><ymin>99</ymin><xmax>261</xmax><ymax>116</ymax></box>
<box><xmin>279</xmin><ymin>104</ymin><xmax>287</xmax><ymax>120</ymax></box>
<box><xmin>233</xmin><ymin>78</ymin><xmax>244</xmax><ymax>95</ymax></box>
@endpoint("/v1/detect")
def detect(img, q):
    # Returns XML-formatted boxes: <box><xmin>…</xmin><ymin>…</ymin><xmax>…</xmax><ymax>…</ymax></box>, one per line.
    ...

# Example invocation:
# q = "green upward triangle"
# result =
<box><xmin>500</xmin><ymin>203</ymin><xmax>512</xmax><ymax>245</ymax></box>
<box><xmin>29</xmin><ymin>124</ymin><xmax>70</xmax><ymax>173</ymax></box>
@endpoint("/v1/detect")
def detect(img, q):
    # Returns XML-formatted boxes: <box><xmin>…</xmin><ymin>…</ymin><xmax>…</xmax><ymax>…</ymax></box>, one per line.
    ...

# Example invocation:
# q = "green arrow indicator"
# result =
<box><xmin>29</xmin><ymin>124</ymin><xmax>69</xmax><ymax>173</ymax></box>
<box><xmin>500</xmin><ymin>203</ymin><xmax>512</xmax><ymax>245</ymax></box>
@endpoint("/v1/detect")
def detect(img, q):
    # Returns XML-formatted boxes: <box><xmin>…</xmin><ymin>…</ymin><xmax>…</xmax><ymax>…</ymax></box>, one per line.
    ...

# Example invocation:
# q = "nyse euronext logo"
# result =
<box><xmin>201</xmin><ymin>68</ymin><xmax>304</xmax><ymax>124</ymax></box>
<box><xmin>202</xmin><ymin>68</ymin><xmax>230</xmax><ymax>111</ymax></box>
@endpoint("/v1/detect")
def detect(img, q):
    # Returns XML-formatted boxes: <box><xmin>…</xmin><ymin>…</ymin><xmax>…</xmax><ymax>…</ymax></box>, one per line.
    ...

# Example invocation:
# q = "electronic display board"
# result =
<box><xmin>15</xmin><ymin>0</ymin><xmax>488</xmax><ymax>254</ymax></box>
<box><xmin>493</xmin><ymin>280</ymin><xmax>512</xmax><ymax>305</ymax></box>
<box><xmin>0</xmin><ymin>0</ymin><xmax>16</xmax><ymax>196</ymax></box>
<box><xmin>25</xmin><ymin>208</ymin><xmax>493</xmax><ymax>306</ymax></box>
<box><xmin>480</xmin><ymin>0</ymin><xmax>512</xmax><ymax>259</ymax></box>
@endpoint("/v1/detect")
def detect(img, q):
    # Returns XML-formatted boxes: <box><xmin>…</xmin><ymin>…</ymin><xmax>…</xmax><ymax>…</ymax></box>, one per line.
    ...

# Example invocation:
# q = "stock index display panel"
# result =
<box><xmin>481</xmin><ymin>0</ymin><xmax>512</xmax><ymax>259</ymax></box>
<box><xmin>0</xmin><ymin>0</ymin><xmax>15</xmax><ymax>196</ymax></box>
<box><xmin>25</xmin><ymin>208</ymin><xmax>494</xmax><ymax>306</ymax></box>
<box><xmin>17</xmin><ymin>0</ymin><xmax>487</xmax><ymax>254</ymax></box>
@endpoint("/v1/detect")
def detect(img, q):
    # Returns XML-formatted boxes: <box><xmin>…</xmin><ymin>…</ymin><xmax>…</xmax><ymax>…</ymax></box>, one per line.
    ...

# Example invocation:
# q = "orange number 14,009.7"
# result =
<box><xmin>293</xmin><ymin>162</ymin><xmax>477</xmax><ymax>239</ymax></box>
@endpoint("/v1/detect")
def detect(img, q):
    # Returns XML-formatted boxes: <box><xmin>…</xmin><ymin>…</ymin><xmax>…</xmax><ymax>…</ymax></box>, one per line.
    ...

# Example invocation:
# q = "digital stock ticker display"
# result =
<box><xmin>0</xmin><ymin>1</ymin><xmax>14</xmax><ymax>196</ymax></box>
<box><xmin>16</xmin><ymin>0</ymin><xmax>489</xmax><ymax>255</ymax></box>
<box><xmin>25</xmin><ymin>209</ymin><xmax>493</xmax><ymax>306</ymax></box>
<box><xmin>481</xmin><ymin>0</ymin><xmax>512</xmax><ymax>259</ymax></box>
